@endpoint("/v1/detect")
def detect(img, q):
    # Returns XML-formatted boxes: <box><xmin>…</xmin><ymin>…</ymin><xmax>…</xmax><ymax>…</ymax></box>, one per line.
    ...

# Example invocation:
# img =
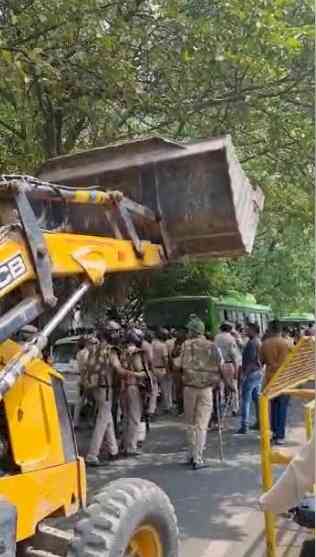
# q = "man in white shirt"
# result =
<box><xmin>260</xmin><ymin>434</ymin><xmax>315</xmax><ymax>514</ymax></box>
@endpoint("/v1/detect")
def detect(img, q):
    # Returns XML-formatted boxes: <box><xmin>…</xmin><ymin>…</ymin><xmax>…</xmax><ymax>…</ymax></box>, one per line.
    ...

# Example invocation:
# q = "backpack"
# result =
<box><xmin>181</xmin><ymin>338</ymin><xmax>221</xmax><ymax>388</ymax></box>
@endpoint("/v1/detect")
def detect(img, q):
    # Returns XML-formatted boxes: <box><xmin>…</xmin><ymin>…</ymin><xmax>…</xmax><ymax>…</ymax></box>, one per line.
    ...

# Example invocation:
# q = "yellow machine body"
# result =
<box><xmin>0</xmin><ymin>197</ymin><xmax>164</xmax><ymax>542</ymax></box>
<box><xmin>0</xmin><ymin>339</ymin><xmax>86</xmax><ymax>541</ymax></box>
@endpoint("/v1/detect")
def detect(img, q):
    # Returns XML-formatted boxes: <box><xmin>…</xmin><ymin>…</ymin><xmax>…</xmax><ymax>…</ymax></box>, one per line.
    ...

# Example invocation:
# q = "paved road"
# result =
<box><xmin>56</xmin><ymin>403</ymin><xmax>309</xmax><ymax>556</ymax></box>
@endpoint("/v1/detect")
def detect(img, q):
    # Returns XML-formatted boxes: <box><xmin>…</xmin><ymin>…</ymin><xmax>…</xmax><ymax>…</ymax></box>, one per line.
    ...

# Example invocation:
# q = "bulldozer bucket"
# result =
<box><xmin>37</xmin><ymin>136</ymin><xmax>264</xmax><ymax>259</ymax></box>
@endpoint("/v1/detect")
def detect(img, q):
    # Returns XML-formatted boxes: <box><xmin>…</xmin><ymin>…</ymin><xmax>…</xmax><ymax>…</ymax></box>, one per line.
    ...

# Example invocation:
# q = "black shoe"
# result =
<box><xmin>234</xmin><ymin>427</ymin><xmax>248</xmax><ymax>435</ymax></box>
<box><xmin>250</xmin><ymin>422</ymin><xmax>260</xmax><ymax>431</ymax></box>
<box><xmin>192</xmin><ymin>461</ymin><xmax>210</xmax><ymax>470</ymax></box>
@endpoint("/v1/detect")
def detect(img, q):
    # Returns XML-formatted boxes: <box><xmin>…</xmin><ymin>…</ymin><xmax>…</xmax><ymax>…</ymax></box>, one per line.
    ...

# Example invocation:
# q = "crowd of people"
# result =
<box><xmin>73</xmin><ymin>316</ymin><xmax>315</xmax><ymax>470</ymax></box>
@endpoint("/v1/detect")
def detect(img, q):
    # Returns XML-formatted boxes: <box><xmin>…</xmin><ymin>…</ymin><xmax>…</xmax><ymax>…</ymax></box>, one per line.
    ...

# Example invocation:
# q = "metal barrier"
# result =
<box><xmin>304</xmin><ymin>399</ymin><xmax>315</xmax><ymax>441</ymax></box>
<box><xmin>259</xmin><ymin>337</ymin><xmax>315</xmax><ymax>557</ymax></box>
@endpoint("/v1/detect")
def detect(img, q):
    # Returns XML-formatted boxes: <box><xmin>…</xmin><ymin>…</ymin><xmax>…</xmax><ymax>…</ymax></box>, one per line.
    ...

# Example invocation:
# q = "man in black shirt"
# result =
<box><xmin>235</xmin><ymin>322</ymin><xmax>262</xmax><ymax>434</ymax></box>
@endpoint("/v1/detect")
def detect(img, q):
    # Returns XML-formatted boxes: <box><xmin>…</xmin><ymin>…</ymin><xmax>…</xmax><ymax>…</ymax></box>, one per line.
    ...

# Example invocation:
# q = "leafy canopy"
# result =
<box><xmin>0</xmin><ymin>0</ymin><xmax>313</xmax><ymax>315</ymax></box>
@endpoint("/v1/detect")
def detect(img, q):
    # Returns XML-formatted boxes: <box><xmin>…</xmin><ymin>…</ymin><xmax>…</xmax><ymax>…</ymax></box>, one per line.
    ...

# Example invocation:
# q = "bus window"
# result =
<box><xmin>237</xmin><ymin>312</ymin><xmax>244</xmax><ymax>324</ymax></box>
<box><xmin>256</xmin><ymin>315</ymin><xmax>262</xmax><ymax>333</ymax></box>
<box><xmin>261</xmin><ymin>314</ymin><xmax>268</xmax><ymax>332</ymax></box>
<box><xmin>218</xmin><ymin>309</ymin><xmax>225</xmax><ymax>322</ymax></box>
<box><xmin>224</xmin><ymin>309</ymin><xmax>229</xmax><ymax>320</ymax></box>
<box><xmin>227</xmin><ymin>310</ymin><xmax>235</xmax><ymax>322</ymax></box>
<box><xmin>248</xmin><ymin>313</ymin><xmax>256</xmax><ymax>323</ymax></box>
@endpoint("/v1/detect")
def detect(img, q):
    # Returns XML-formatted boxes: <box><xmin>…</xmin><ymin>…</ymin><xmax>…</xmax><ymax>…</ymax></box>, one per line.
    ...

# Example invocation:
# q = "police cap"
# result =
<box><xmin>186</xmin><ymin>317</ymin><xmax>205</xmax><ymax>335</ymax></box>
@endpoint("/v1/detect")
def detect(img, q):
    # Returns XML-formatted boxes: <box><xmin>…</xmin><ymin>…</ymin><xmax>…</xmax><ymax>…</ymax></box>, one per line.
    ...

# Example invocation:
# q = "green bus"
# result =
<box><xmin>278</xmin><ymin>313</ymin><xmax>315</xmax><ymax>329</ymax></box>
<box><xmin>144</xmin><ymin>293</ymin><xmax>272</xmax><ymax>335</ymax></box>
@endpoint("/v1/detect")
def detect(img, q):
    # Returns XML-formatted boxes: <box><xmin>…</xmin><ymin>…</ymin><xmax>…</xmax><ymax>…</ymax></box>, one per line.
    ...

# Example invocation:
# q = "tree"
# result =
<box><xmin>227</xmin><ymin>182</ymin><xmax>314</xmax><ymax>314</ymax></box>
<box><xmin>0</xmin><ymin>0</ymin><xmax>313</xmax><ymax>314</ymax></box>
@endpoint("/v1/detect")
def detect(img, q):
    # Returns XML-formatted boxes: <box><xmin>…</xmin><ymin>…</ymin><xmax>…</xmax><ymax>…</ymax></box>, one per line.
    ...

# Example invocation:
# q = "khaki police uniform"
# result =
<box><xmin>86</xmin><ymin>342</ymin><xmax>119</xmax><ymax>462</ymax></box>
<box><xmin>121</xmin><ymin>345</ymin><xmax>150</xmax><ymax>453</ymax></box>
<box><xmin>181</xmin><ymin>335</ymin><xmax>223</xmax><ymax>465</ymax></box>
<box><xmin>166</xmin><ymin>337</ymin><xmax>176</xmax><ymax>409</ymax></box>
<box><xmin>215</xmin><ymin>331</ymin><xmax>240</xmax><ymax>413</ymax></box>
<box><xmin>152</xmin><ymin>338</ymin><xmax>171</xmax><ymax>411</ymax></box>
<box><xmin>142</xmin><ymin>339</ymin><xmax>157</xmax><ymax>416</ymax></box>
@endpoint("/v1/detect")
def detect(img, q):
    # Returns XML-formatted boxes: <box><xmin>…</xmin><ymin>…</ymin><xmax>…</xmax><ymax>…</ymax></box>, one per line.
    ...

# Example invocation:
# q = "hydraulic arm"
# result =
<box><xmin>0</xmin><ymin>175</ymin><xmax>167</xmax><ymax>401</ymax></box>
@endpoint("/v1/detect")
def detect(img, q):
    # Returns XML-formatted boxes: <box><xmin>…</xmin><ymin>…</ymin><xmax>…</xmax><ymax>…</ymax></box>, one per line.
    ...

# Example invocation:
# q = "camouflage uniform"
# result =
<box><xmin>181</xmin><ymin>319</ymin><xmax>223</xmax><ymax>468</ymax></box>
<box><xmin>76</xmin><ymin>345</ymin><xmax>90</xmax><ymax>385</ymax></box>
<box><xmin>86</xmin><ymin>341</ymin><xmax>119</xmax><ymax>463</ymax></box>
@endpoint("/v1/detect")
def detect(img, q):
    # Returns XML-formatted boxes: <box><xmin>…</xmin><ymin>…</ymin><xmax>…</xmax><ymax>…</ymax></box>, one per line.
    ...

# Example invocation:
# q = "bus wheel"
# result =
<box><xmin>68</xmin><ymin>478</ymin><xmax>179</xmax><ymax>557</ymax></box>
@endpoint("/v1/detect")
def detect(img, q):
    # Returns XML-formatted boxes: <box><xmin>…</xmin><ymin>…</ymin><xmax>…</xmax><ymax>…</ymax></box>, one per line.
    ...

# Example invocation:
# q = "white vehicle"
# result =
<box><xmin>51</xmin><ymin>335</ymin><xmax>81</xmax><ymax>408</ymax></box>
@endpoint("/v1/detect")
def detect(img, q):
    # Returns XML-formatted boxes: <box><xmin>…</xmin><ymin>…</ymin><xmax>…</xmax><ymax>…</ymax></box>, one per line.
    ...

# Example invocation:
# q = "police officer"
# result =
<box><xmin>143</xmin><ymin>329</ymin><xmax>159</xmax><ymax>417</ymax></box>
<box><xmin>85</xmin><ymin>321</ymin><xmax>132</xmax><ymax>466</ymax></box>
<box><xmin>172</xmin><ymin>329</ymin><xmax>187</xmax><ymax>415</ymax></box>
<box><xmin>141</xmin><ymin>328</ymin><xmax>154</xmax><ymax>374</ymax></box>
<box><xmin>152</xmin><ymin>328</ymin><xmax>172</xmax><ymax>413</ymax></box>
<box><xmin>166</xmin><ymin>330</ymin><xmax>176</xmax><ymax>409</ymax></box>
<box><xmin>73</xmin><ymin>337</ymin><xmax>90</xmax><ymax>429</ymax></box>
<box><xmin>121</xmin><ymin>328</ymin><xmax>153</xmax><ymax>456</ymax></box>
<box><xmin>215</xmin><ymin>321</ymin><xmax>240</xmax><ymax>416</ymax></box>
<box><xmin>180</xmin><ymin>317</ymin><xmax>224</xmax><ymax>470</ymax></box>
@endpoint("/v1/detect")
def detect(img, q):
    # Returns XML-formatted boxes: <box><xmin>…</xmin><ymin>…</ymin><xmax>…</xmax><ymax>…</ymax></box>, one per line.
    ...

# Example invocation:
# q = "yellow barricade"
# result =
<box><xmin>259</xmin><ymin>337</ymin><xmax>315</xmax><ymax>557</ymax></box>
<box><xmin>304</xmin><ymin>399</ymin><xmax>315</xmax><ymax>441</ymax></box>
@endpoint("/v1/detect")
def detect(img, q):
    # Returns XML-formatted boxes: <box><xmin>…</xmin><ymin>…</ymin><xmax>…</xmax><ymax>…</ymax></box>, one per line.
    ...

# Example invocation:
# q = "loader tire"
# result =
<box><xmin>68</xmin><ymin>478</ymin><xmax>179</xmax><ymax>557</ymax></box>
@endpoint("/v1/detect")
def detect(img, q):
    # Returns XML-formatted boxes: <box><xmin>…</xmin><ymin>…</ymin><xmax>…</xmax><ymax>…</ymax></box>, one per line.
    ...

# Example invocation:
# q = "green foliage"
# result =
<box><xmin>0</xmin><ymin>0</ymin><xmax>313</xmax><ymax>314</ymax></box>
<box><xmin>227</xmin><ymin>182</ymin><xmax>314</xmax><ymax>314</ymax></box>
<box><xmin>144</xmin><ymin>262</ymin><xmax>231</xmax><ymax>299</ymax></box>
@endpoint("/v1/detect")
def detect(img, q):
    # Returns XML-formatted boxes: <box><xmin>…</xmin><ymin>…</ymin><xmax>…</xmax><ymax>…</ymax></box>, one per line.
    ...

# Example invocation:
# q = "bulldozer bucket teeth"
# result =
<box><xmin>37</xmin><ymin>135</ymin><xmax>264</xmax><ymax>259</ymax></box>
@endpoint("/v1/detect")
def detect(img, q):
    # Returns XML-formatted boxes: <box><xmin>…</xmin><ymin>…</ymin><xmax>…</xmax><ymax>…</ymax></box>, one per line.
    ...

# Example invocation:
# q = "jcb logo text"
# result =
<box><xmin>0</xmin><ymin>255</ymin><xmax>26</xmax><ymax>291</ymax></box>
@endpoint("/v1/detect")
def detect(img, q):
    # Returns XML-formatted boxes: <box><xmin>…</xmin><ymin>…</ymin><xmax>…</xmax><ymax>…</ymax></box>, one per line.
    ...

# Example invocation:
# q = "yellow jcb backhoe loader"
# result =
<box><xmin>0</xmin><ymin>135</ymin><xmax>263</xmax><ymax>557</ymax></box>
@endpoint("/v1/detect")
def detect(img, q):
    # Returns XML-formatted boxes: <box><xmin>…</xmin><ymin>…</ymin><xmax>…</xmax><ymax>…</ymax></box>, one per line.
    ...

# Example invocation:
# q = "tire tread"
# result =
<box><xmin>68</xmin><ymin>478</ymin><xmax>178</xmax><ymax>557</ymax></box>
